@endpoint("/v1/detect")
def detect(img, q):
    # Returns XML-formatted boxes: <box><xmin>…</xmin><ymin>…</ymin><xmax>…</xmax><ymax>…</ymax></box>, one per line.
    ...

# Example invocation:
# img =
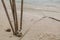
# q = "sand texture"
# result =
<box><xmin>0</xmin><ymin>0</ymin><xmax>60</xmax><ymax>40</ymax></box>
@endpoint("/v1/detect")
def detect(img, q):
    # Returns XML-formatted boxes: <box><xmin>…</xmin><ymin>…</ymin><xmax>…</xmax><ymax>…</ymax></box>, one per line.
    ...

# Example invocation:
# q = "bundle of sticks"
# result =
<box><xmin>1</xmin><ymin>0</ymin><xmax>23</xmax><ymax>37</ymax></box>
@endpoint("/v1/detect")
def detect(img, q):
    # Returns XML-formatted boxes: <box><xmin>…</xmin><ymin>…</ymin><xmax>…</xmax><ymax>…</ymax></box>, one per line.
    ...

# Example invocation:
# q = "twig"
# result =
<box><xmin>33</xmin><ymin>16</ymin><xmax>47</xmax><ymax>24</ymax></box>
<box><xmin>48</xmin><ymin>17</ymin><xmax>60</xmax><ymax>22</ymax></box>
<box><xmin>1</xmin><ymin>0</ymin><xmax>15</xmax><ymax>34</ymax></box>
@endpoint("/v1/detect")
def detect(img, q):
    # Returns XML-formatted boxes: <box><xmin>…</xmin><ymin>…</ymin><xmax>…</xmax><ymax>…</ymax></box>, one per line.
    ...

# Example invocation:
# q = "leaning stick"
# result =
<box><xmin>1</xmin><ymin>0</ymin><xmax>15</xmax><ymax>34</ymax></box>
<box><xmin>20</xmin><ymin>0</ymin><xmax>23</xmax><ymax>31</ymax></box>
<box><xmin>9</xmin><ymin>0</ymin><xmax>17</xmax><ymax>34</ymax></box>
<box><xmin>12</xmin><ymin>0</ymin><xmax>18</xmax><ymax>34</ymax></box>
<box><xmin>9</xmin><ymin>0</ymin><xmax>15</xmax><ymax>21</ymax></box>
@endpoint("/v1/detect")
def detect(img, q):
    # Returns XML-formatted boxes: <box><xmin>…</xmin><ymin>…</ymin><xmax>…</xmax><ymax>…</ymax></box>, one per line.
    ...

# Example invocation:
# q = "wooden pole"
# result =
<box><xmin>1</xmin><ymin>0</ymin><xmax>15</xmax><ymax>34</ymax></box>
<box><xmin>20</xmin><ymin>0</ymin><xmax>23</xmax><ymax>32</ymax></box>
<box><xmin>12</xmin><ymin>0</ymin><xmax>19</xmax><ymax>35</ymax></box>
<box><xmin>9</xmin><ymin>0</ymin><xmax>17</xmax><ymax>35</ymax></box>
<box><xmin>9</xmin><ymin>0</ymin><xmax>15</xmax><ymax>21</ymax></box>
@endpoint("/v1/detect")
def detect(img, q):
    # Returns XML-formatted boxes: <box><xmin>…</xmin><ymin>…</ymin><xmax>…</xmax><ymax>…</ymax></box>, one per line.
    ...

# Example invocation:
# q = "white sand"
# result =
<box><xmin>0</xmin><ymin>1</ymin><xmax>60</xmax><ymax>40</ymax></box>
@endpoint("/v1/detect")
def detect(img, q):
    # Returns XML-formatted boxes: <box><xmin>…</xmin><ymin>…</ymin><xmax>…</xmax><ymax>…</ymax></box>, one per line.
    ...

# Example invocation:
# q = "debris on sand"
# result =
<box><xmin>5</xmin><ymin>29</ymin><xmax>11</xmax><ymax>32</ymax></box>
<box><xmin>48</xmin><ymin>17</ymin><xmax>60</xmax><ymax>22</ymax></box>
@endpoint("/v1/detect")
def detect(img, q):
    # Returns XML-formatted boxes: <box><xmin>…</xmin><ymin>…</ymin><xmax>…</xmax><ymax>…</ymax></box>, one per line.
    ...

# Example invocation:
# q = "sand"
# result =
<box><xmin>0</xmin><ymin>1</ymin><xmax>60</xmax><ymax>40</ymax></box>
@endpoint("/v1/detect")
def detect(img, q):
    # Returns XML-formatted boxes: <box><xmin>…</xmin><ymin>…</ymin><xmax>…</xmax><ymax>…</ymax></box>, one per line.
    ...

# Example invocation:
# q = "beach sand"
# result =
<box><xmin>0</xmin><ymin>1</ymin><xmax>60</xmax><ymax>40</ymax></box>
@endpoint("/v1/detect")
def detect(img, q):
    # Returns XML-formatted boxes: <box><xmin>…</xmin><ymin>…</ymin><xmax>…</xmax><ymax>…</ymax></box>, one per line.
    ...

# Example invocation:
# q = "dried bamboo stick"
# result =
<box><xmin>9</xmin><ymin>0</ymin><xmax>15</xmax><ymax>21</ymax></box>
<box><xmin>12</xmin><ymin>0</ymin><xmax>18</xmax><ymax>35</ymax></box>
<box><xmin>20</xmin><ymin>0</ymin><xmax>23</xmax><ymax>31</ymax></box>
<box><xmin>10</xmin><ymin>0</ymin><xmax>16</xmax><ymax>34</ymax></box>
<box><xmin>1</xmin><ymin>0</ymin><xmax>15</xmax><ymax>34</ymax></box>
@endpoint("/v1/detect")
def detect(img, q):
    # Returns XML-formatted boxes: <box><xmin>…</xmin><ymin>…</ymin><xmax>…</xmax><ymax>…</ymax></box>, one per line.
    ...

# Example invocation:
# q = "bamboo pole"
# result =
<box><xmin>9</xmin><ymin>0</ymin><xmax>15</xmax><ymax>21</ymax></box>
<box><xmin>20</xmin><ymin>0</ymin><xmax>23</xmax><ymax>32</ymax></box>
<box><xmin>1</xmin><ymin>0</ymin><xmax>15</xmax><ymax>34</ymax></box>
<box><xmin>12</xmin><ymin>0</ymin><xmax>19</xmax><ymax>35</ymax></box>
<box><xmin>9</xmin><ymin>0</ymin><xmax>18</xmax><ymax>35</ymax></box>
